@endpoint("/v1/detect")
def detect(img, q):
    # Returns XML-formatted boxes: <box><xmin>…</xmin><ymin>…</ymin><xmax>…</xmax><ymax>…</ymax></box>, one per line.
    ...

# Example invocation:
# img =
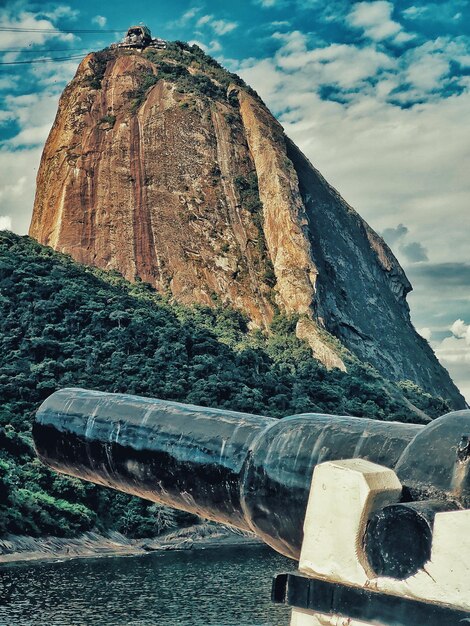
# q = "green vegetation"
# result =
<box><xmin>130</xmin><ymin>69</ymin><xmax>159</xmax><ymax>111</ymax></box>
<box><xmin>145</xmin><ymin>40</ymin><xmax>258</xmax><ymax>99</ymax></box>
<box><xmin>0</xmin><ymin>232</ymin><xmax>448</xmax><ymax>538</ymax></box>
<box><xmin>398</xmin><ymin>380</ymin><xmax>450</xmax><ymax>418</ymax></box>
<box><xmin>131</xmin><ymin>59</ymin><xmax>226</xmax><ymax>111</ymax></box>
<box><xmin>94</xmin><ymin>40</ymin><xmax>263</xmax><ymax>112</ymax></box>
<box><xmin>85</xmin><ymin>49</ymin><xmax>113</xmax><ymax>90</ymax></box>
<box><xmin>99</xmin><ymin>114</ymin><xmax>116</xmax><ymax>127</ymax></box>
<box><xmin>234</xmin><ymin>172</ymin><xmax>276</xmax><ymax>287</ymax></box>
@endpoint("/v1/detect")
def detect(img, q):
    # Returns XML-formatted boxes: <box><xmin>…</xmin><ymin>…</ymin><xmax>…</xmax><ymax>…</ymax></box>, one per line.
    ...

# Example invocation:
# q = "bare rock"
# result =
<box><xmin>29</xmin><ymin>45</ymin><xmax>465</xmax><ymax>408</ymax></box>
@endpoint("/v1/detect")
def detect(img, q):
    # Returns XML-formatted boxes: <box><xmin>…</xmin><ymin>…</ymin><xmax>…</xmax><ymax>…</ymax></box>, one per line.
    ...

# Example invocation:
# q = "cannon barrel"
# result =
<box><xmin>33</xmin><ymin>388</ymin><xmax>470</xmax><ymax>560</ymax></box>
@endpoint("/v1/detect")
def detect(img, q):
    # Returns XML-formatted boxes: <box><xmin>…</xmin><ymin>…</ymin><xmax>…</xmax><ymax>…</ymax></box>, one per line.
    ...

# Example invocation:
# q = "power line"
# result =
<box><xmin>0</xmin><ymin>27</ymin><xmax>125</xmax><ymax>33</ymax></box>
<box><xmin>0</xmin><ymin>47</ymin><xmax>91</xmax><ymax>53</ymax></box>
<box><xmin>0</xmin><ymin>55</ymin><xmax>85</xmax><ymax>65</ymax></box>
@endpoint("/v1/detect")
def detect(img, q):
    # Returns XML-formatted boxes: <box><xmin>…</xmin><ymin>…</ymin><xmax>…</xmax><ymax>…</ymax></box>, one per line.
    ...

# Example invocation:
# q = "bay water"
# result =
<box><xmin>0</xmin><ymin>545</ymin><xmax>295</xmax><ymax>626</ymax></box>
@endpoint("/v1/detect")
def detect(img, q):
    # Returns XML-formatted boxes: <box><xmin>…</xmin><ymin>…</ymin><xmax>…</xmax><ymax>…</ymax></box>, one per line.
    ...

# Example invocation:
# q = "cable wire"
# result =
<box><xmin>0</xmin><ymin>47</ymin><xmax>91</xmax><ymax>53</ymax></box>
<box><xmin>0</xmin><ymin>27</ymin><xmax>125</xmax><ymax>33</ymax></box>
<box><xmin>0</xmin><ymin>55</ymin><xmax>86</xmax><ymax>65</ymax></box>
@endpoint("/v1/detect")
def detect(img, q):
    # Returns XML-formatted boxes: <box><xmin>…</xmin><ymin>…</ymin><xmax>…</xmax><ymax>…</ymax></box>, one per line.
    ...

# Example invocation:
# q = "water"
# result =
<box><xmin>0</xmin><ymin>545</ymin><xmax>295</xmax><ymax>626</ymax></box>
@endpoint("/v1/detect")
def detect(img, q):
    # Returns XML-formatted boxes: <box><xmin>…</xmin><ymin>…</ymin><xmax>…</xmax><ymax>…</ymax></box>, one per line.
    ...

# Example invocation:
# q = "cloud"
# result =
<box><xmin>436</xmin><ymin>334</ymin><xmax>470</xmax><ymax>364</ymax></box>
<box><xmin>403</xmin><ymin>6</ymin><xmax>427</xmax><ymax>20</ymax></box>
<box><xmin>433</xmin><ymin>319</ymin><xmax>470</xmax><ymax>401</ymax></box>
<box><xmin>0</xmin><ymin>216</ymin><xmax>12</xmax><ymax>231</ymax></box>
<box><xmin>406</xmin><ymin>262</ymin><xmax>470</xmax><ymax>360</ymax></box>
<box><xmin>269</xmin><ymin>20</ymin><xmax>291</xmax><ymax>28</ymax></box>
<box><xmin>178</xmin><ymin>10</ymin><xmax>238</xmax><ymax>44</ymax></box>
<box><xmin>181</xmin><ymin>7</ymin><xmax>202</xmax><ymax>22</ymax></box>
<box><xmin>188</xmin><ymin>39</ymin><xmax>222</xmax><ymax>55</ymax></box>
<box><xmin>8</xmin><ymin>124</ymin><xmax>54</xmax><ymax>148</ymax></box>
<box><xmin>400</xmin><ymin>241</ymin><xmax>429</xmax><ymax>263</ymax></box>
<box><xmin>381</xmin><ymin>224</ymin><xmax>428</xmax><ymax>263</ymax></box>
<box><xmin>0</xmin><ymin>5</ymin><xmax>77</xmax><ymax>51</ymax></box>
<box><xmin>0</xmin><ymin>76</ymin><xmax>18</xmax><ymax>93</ymax></box>
<box><xmin>239</xmin><ymin>31</ymin><xmax>470</xmax><ymax>275</ymax></box>
<box><xmin>0</xmin><ymin>2</ymin><xmax>82</xmax><ymax>236</ymax></box>
<box><xmin>347</xmin><ymin>1</ymin><xmax>414</xmax><ymax>44</ymax></box>
<box><xmin>397</xmin><ymin>37</ymin><xmax>470</xmax><ymax>95</ymax></box>
<box><xmin>43</xmin><ymin>5</ymin><xmax>79</xmax><ymax>21</ymax></box>
<box><xmin>92</xmin><ymin>15</ymin><xmax>107</xmax><ymax>28</ymax></box>
<box><xmin>0</xmin><ymin>111</ymin><xmax>15</xmax><ymax>125</ymax></box>
<box><xmin>31</xmin><ymin>57</ymin><xmax>80</xmax><ymax>88</ymax></box>
<box><xmin>168</xmin><ymin>6</ymin><xmax>203</xmax><ymax>29</ymax></box>
<box><xmin>271</xmin><ymin>32</ymin><xmax>395</xmax><ymax>90</ymax></box>
<box><xmin>211</xmin><ymin>19</ymin><xmax>238</xmax><ymax>35</ymax></box>
<box><xmin>381</xmin><ymin>223</ymin><xmax>408</xmax><ymax>246</ymax></box>
<box><xmin>254</xmin><ymin>0</ymin><xmax>343</xmax><ymax>11</ymax></box>
<box><xmin>0</xmin><ymin>146</ymin><xmax>41</xmax><ymax>235</ymax></box>
<box><xmin>255</xmin><ymin>0</ymin><xmax>289</xmax><ymax>6</ymax></box>
<box><xmin>403</xmin><ymin>2</ymin><xmax>466</xmax><ymax>23</ymax></box>
<box><xmin>196</xmin><ymin>15</ymin><xmax>211</xmax><ymax>27</ymax></box>
<box><xmin>3</xmin><ymin>92</ymin><xmax>61</xmax><ymax>148</ymax></box>
<box><xmin>196</xmin><ymin>15</ymin><xmax>238</xmax><ymax>35</ymax></box>
<box><xmin>0</xmin><ymin>89</ymin><xmax>61</xmax><ymax>234</ymax></box>
<box><xmin>408</xmin><ymin>263</ymin><xmax>470</xmax><ymax>289</ymax></box>
<box><xmin>418</xmin><ymin>327</ymin><xmax>432</xmax><ymax>340</ymax></box>
<box><xmin>450</xmin><ymin>319</ymin><xmax>470</xmax><ymax>341</ymax></box>
<box><xmin>405</xmin><ymin>53</ymin><xmax>450</xmax><ymax>92</ymax></box>
<box><xmin>248</xmin><ymin>30</ymin><xmax>470</xmax><ymax>107</ymax></box>
<box><xmin>0</xmin><ymin>176</ymin><xmax>26</xmax><ymax>202</ymax></box>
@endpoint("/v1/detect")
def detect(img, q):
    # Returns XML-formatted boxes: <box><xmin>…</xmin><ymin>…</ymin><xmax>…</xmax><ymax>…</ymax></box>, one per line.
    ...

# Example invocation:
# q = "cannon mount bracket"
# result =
<box><xmin>273</xmin><ymin>458</ymin><xmax>470</xmax><ymax>626</ymax></box>
<box><xmin>272</xmin><ymin>574</ymin><xmax>470</xmax><ymax>626</ymax></box>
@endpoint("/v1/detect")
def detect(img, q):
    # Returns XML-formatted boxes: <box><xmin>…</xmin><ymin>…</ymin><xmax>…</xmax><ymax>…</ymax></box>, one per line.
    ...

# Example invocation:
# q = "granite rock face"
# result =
<box><xmin>29</xmin><ymin>44</ymin><xmax>465</xmax><ymax>408</ymax></box>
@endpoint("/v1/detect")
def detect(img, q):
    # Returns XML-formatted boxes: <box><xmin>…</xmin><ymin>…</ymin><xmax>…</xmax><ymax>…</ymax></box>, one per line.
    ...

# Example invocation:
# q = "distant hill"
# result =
<box><xmin>29</xmin><ymin>40</ymin><xmax>464</xmax><ymax>407</ymax></box>
<box><xmin>0</xmin><ymin>232</ymin><xmax>449</xmax><ymax>537</ymax></box>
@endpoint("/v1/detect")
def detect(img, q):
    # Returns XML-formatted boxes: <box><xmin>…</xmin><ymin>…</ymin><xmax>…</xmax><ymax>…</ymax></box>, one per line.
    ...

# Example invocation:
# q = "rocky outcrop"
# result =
<box><xmin>0</xmin><ymin>526</ymin><xmax>259</xmax><ymax>564</ymax></box>
<box><xmin>29</xmin><ymin>42</ymin><xmax>465</xmax><ymax>408</ymax></box>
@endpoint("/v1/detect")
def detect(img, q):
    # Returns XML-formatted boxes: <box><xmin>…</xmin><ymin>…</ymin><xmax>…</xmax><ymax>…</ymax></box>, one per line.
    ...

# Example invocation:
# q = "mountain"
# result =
<box><xmin>1</xmin><ymin>231</ymin><xmax>449</xmax><ymax>537</ymax></box>
<box><xmin>29</xmin><ymin>41</ymin><xmax>464</xmax><ymax>408</ymax></box>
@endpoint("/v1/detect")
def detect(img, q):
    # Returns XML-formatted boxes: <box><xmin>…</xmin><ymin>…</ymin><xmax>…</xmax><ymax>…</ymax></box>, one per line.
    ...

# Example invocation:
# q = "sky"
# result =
<box><xmin>0</xmin><ymin>0</ymin><xmax>469</xmax><ymax>401</ymax></box>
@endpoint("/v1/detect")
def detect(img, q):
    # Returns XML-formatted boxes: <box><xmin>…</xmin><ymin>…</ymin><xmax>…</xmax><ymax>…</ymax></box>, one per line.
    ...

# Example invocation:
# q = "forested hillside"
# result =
<box><xmin>0</xmin><ymin>232</ymin><xmax>449</xmax><ymax>538</ymax></box>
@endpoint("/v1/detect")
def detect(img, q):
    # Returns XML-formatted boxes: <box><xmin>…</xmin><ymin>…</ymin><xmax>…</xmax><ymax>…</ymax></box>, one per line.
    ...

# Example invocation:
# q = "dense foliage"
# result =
<box><xmin>0</xmin><ymin>232</ymin><xmax>449</xmax><ymax>538</ymax></box>
<box><xmin>85</xmin><ymin>48</ymin><xmax>114</xmax><ymax>90</ymax></box>
<box><xmin>145</xmin><ymin>40</ymin><xmax>260</xmax><ymax>100</ymax></box>
<box><xmin>108</xmin><ymin>39</ymin><xmax>263</xmax><ymax>110</ymax></box>
<box><xmin>234</xmin><ymin>172</ymin><xmax>276</xmax><ymax>288</ymax></box>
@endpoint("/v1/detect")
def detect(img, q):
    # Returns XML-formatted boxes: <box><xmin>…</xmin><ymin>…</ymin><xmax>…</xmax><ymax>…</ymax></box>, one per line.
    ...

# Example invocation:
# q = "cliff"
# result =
<box><xmin>29</xmin><ymin>42</ymin><xmax>465</xmax><ymax>408</ymax></box>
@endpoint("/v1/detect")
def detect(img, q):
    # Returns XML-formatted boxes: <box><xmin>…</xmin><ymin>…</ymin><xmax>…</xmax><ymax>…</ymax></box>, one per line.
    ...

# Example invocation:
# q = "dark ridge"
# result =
<box><xmin>0</xmin><ymin>231</ymin><xmax>448</xmax><ymax>538</ymax></box>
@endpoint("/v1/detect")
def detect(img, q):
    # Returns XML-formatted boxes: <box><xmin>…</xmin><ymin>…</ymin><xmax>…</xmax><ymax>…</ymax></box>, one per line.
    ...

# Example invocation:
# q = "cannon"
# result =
<box><xmin>33</xmin><ymin>388</ymin><xmax>470</xmax><ymax>625</ymax></box>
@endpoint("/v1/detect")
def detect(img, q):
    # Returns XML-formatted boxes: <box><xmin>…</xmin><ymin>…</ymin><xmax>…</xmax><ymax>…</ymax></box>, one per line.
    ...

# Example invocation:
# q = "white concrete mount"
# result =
<box><xmin>290</xmin><ymin>458</ymin><xmax>470</xmax><ymax>626</ymax></box>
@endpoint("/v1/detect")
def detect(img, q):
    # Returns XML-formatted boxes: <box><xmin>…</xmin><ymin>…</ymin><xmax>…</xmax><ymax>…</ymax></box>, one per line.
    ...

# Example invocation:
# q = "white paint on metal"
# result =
<box><xmin>290</xmin><ymin>458</ymin><xmax>470</xmax><ymax>625</ymax></box>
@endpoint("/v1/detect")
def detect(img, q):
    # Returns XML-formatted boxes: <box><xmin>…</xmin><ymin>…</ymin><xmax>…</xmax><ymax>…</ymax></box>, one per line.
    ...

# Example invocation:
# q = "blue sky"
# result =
<box><xmin>0</xmin><ymin>0</ymin><xmax>469</xmax><ymax>400</ymax></box>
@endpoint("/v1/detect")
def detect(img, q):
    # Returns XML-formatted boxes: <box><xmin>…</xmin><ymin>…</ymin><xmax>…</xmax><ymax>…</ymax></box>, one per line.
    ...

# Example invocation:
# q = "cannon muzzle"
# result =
<box><xmin>33</xmin><ymin>388</ymin><xmax>470</xmax><ymax>560</ymax></box>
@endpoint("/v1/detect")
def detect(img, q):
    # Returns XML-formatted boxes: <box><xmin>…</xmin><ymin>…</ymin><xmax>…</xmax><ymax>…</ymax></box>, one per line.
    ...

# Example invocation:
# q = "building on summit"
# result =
<box><xmin>112</xmin><ymin>25</ymin><xmax>166</xmax><ymax>50</ymax></box>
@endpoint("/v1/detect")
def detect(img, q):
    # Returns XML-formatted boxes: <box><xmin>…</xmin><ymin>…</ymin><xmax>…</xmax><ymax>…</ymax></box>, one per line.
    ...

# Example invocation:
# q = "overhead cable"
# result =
<box><xmin>0</xmin><ymin>55</ymin><xmax>85</xmax><ymax>65</ymax></box>
<box><xmin>0</xmin><ymin>47</ymin><xmax>91</xmax><ymax>53</ymax></box>
<box><xmin>0</xmin><ymin>27</ymin><xmax>124</xmax><ymax>33</ymax></box>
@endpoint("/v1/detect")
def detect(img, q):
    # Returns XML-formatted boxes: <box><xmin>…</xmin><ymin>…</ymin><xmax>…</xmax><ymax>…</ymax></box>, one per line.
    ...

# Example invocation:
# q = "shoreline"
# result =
<box><xmin>0</xmin><ymin>525</ymin><xmax>263</xmax><ymax>566</ymax></box>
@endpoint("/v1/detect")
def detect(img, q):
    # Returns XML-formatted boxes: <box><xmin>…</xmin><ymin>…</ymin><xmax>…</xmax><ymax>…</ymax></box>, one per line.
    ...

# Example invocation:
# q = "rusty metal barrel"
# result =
<box><xmin>32</xmin><ymin>388</ymin><xmax>470</xmax><ymax>560</ymax></box>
